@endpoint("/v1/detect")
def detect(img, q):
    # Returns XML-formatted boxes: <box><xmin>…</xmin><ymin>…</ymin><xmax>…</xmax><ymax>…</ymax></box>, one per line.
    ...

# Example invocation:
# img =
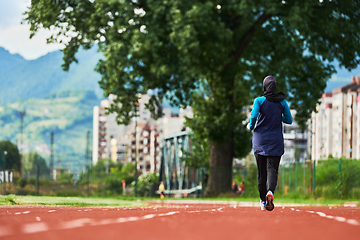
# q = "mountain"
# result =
<box><xmin>0</xmin><ymin>47</ymin><xmax>27</xmax><ymax>72</ymax></box>
<box><xmin>0</xmin><ymin>46</ymin><xmax>103</xmax><ymax>104</ymax></box>
<box><xmin>0</xmin><ymin>90</ymin><xmax>98</xmax><ymax>167</ymax></box>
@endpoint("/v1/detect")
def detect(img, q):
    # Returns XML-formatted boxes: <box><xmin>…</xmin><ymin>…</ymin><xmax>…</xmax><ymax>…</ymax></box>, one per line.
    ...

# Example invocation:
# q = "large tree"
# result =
<box><xmin>25</xmin><ymin>0</ymin><xmax>360</xmax><ymax>195</ymax></box>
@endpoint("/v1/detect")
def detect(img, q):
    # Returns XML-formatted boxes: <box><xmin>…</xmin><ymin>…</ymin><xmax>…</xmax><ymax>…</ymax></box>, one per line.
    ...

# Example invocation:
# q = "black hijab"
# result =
<box><xmin>263</xmin><ymin>75</ymin><xmax>286</xmax><ymax>103</ymax></box>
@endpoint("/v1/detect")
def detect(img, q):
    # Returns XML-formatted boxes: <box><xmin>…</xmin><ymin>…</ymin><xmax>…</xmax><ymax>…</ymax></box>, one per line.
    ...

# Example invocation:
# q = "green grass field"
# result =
<box><xmin>0</xmin><ymin>195</ymin><xmax>146</xmax><ymax>207</ymax></box>
<box><xmin>0</xmin><ymin>195</ymin><xmax>358</xmax><ymax>207</ymax></box>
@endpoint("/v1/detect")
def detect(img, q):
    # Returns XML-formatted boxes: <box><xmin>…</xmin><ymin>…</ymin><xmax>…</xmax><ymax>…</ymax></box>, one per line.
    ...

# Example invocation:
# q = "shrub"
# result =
<box><xmin>18</xmin><ymin>178</ymin><xmax>27</xmax><ymax>188</ymax></box>
<box><xmin>59</xmin><ymin>173</ymin><xmax>73</xmax><ymax>185</ymax></box>
<box><xmin>105</xmin><ymin>175</ymin><xmax>123</xmax><ymax>195</ymax></box>
<box><xmin>131</xmin><ymin>173</ymin><xmax>159</xmax><ymax>197</ymax></box>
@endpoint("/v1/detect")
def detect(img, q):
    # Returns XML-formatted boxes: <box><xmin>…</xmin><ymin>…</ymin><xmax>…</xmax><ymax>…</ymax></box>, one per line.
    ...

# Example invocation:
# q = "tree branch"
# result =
<box><xmin>224</xmin><ymin>12</ymin><xmax>272</xmax><ymax>69</ymax></box>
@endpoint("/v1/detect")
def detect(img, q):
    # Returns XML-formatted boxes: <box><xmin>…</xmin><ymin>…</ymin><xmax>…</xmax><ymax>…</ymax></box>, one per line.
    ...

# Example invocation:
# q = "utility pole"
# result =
<box><xmin>86</xmin><ymin>130</ymin><xmax>90</xmax><ymax>197</ymax></box>
<box><xmin>349</xmin><ymin>95</ymin><xmax>353</xmax><ymax>158</ymax></box>
<box><xmin>36</xmin><ymin>155</ymin><xmax>40</xmax><ymax>196</ymax></box>
<box><xmin>19</xmin><ymin>110</ymin><xmax>26</xmax><ymax>175</ymax></box>
<box><xmin>134</xmin><ymin>103</ymin><xmax>138</xmax><ymax>197</ymax></box>
<box><xmin>50</xmin><ymin>132</ymin><xmax>54</xmax><ymax>179</ymax></box>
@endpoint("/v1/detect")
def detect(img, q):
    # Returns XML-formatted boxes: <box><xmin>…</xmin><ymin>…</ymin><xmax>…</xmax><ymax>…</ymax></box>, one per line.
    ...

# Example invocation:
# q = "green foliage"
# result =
<box><xmin>316</xmin><ymin>159</ymin><xmax>340</xmax><ymax>187</ymax></box>
<box><xmin>5</xmin><ymin>195</ymin><xmax>18</xmax><ymax>205</ymax></box>
<box><xmin>131</xmin><ymin>173</ymin><xmax>159</xmax><ymax>197</ymax></box>
<box><xmin>22</xmin><ymin>152</ymin><xmax>50</xmax><ymax>178</ymax></box>
<box><xmin>59</xmin><ymin>173</ymin><xmax>72</xmax><ymax>185</ymax></box>
<box><xmin>234</xmin><ymin>164</ymin><xmax>258</xmax><ymax>198</ymax></box>
<box><xmin>18</xmin><ymin>178</ymin><xmax>27</xmax><ymax>188</ymax></box>
<box><xmin>336</xmin><ymin>159</ymin><xmax>360</xmax><ymax>198</ymax></box>
<box><xmin>89</xmin><ymin>159</ymin><xmax>122</xmax><ymax>177</ymax></box>
<box><xmin>315</xmin><ymin>158</ymin><xmax>360</xmax><ymax>199</ymax></box>
<box><xmin>0</xmin><ymin>140</ymin><xmax>20</xmax><ymax>171</ymax></box>
<box><xmin>181</xmin><ymin>132</ymin><xmax>210</xmax><ymax>169</ymax></box>
<box><xmin>24</xmin><ymin>0</ymin><xmax>360</xmax><ymax>127</ymax></box>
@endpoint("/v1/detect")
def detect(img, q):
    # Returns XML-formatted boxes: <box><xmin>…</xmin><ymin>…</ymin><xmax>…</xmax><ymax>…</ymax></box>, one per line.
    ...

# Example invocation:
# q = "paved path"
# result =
<box><xmin>0</xmin><ymin>203</ymin><xmax>359</xmax><ymax>240</ymax></box>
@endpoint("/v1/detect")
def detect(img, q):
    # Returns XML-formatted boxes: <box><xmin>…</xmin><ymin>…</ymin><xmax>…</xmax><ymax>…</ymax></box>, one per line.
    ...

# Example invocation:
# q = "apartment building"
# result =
<box><xmin>93</xmin><ymin>94</ymin><xmax>192</xmax><ymax>173</ymax></box>
<box><xmin>283</xmin><ymin>110</ymin><xmax>308</xmax><ymax>163</ymax></box>
<box><xmin>311</xmin><ymin>76</ymin><xmax>360</xmax><ymax>160</ymax></box>
<box><xmin>93</xmin><ymin>94</ymin><xmax>150</xmax><ymax>165</ymax></box>
<box><xmin>311</xmin><ymin>92</ymin><xmax>333</xmax><ymax>160</ymax></box>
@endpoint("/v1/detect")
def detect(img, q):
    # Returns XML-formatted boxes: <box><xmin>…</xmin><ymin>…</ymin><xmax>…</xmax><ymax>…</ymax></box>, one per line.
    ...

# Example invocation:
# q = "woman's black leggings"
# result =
<box><xmin>255</xmin><ymin>154</ymin><xmax>281</xmax><ymax>201</ymax></box>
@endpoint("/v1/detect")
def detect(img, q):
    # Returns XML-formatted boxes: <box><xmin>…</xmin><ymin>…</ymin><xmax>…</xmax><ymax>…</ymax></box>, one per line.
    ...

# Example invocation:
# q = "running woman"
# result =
<box><xmin>249</xmin><ymin>75</ymin><xmax>293</xmax><ymax>211</ymax></box>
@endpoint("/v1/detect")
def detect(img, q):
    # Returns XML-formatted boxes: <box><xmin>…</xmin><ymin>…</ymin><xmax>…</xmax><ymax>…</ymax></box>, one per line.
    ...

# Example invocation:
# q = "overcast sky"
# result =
<box><xmin>0</xmin><ymin>0</ymin><xmax>64</xmax><ymax>60</ymax></box>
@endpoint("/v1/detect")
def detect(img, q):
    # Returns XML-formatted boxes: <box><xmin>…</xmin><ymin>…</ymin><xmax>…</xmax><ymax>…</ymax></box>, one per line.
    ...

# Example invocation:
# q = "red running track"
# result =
<box><xmin>0</xmin><ymin>203</ymin><xmax>359</xmax><ymax>240</ymax></box>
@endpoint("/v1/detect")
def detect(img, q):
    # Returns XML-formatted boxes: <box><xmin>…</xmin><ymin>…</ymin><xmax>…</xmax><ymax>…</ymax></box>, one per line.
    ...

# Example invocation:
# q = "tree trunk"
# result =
<box><xmin>205</xmin><ymin>138</ymin><xmax>234</xmax><ymax>197</ymax></box>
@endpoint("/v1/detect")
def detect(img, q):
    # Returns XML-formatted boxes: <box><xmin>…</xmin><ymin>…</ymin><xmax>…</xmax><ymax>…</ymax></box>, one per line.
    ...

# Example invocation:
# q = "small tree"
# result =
<box><xmin>0</xmin><ymin>140</ymin><xmax>20</xmax><ymax>171</ymax></box>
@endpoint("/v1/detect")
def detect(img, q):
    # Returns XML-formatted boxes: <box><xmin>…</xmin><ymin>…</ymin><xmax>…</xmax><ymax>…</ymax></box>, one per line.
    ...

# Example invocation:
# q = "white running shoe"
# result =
<box><xmin>260</xmin><ymin>200</ymin><xmax>266</xmax><ymax>211</ymax></box>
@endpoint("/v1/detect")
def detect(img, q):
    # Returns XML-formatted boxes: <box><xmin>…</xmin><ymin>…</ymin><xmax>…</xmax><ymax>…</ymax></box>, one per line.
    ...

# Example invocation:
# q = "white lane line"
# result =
<box><xmin>1</xmin><ymin>207</ymin><xmax>223</xmax><ymax>237</ymax></box>
<box><xmin>334</xmin><ymin>216</ymin><xmax>346</xmax><ymax>222</ymax></box>
<box><xmin>23</xmin><ymin>211</ymin><xmax>30</xmax><ymax>214</ymax></box>
<box><xmin>22</xmin><ymin>222</ymin><xmax>49</xmax><ymax>234</ymax></box>
<box><xmin>61</xmin><ymin>218</ymin><xmax>93</xmax><ymax>229</ymax></box>
<box><xmin>15</xmin><ymin>212</ymin><xmax>21</xmax><ymax>215</ymax></box>
<box><xmin>302</xmin><ymin>210</ymin><xmax>360</xmax><ymax>226</ymax></box>
<box><xmin>48</xmin><ymin>210</ymin><xmax>56</xmax><ymax>213</ymax></box>
<box><xmin>347</xmin><ymin>219</ymin><xmax>360</xmax><ymax>226</ymax></box>
<box><xmin>3</xmin><ymin>210</ymin><xmax>181</xmax><ymax>237</ymax></box>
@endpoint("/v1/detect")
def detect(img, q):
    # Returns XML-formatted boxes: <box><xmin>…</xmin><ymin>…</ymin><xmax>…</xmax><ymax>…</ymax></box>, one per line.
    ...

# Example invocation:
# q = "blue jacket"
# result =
<box><xmin>249</xmin><ymin>96</ymin><xmax>293</xmax><ymax>156</ymax></box>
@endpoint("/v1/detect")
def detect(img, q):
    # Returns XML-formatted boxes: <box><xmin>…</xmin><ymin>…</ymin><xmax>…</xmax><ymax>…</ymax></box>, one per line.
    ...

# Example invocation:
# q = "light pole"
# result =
<box><xmin>134</xmin><ymin>104</ymin><xmax>138</xmax><ymax>197</ymax></box>
<box><xmin>86</xmin><ymin>130</ymin><xmax>90</xmax><ymax>197</ymax></box>
<box><xmin>50</xmin><ymin>132</ymin><xmax>54</xmax><ymax>179</ymax></box>
<box><xmin>19</xmin><ymin>110</ymin><xmax>26</xmax><ymax>176</ymax></box>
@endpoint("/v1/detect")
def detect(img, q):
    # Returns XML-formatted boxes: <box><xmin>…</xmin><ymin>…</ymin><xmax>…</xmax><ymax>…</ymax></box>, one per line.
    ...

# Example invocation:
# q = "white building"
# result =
<box><xmin>311</xmin><ymin>93</ymin><xmax>333</xmax><ymax>160</ymax></box>
<box><xmin>283</xmin><ymin>110</ymin><xmax>308</xmax><ymax>163</ymax></box>
<box><xmin>92</xmin><ymin>95</ymin><xmax>130</xmax><ymax>165</ymax></box>
<box><xmin>311</xmin><ymin>76</ymin><xmax>360</xmax><ymax>160</ymax></box>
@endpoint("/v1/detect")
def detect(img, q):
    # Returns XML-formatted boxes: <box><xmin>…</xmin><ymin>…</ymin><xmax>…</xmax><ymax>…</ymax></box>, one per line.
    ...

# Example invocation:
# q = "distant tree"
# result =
<box><xmin>0</xmin><ymin>140</ymin><xmax>20</xmax><ymax>171</ymax></box>
<box><xmin>23</xmin><ymin>152</ymin><xmax>50</xmax><ymax>178</ymax></box>
<box><xmin>59</xmin><ymin>172</ymin><xmax>73</xmax><ymax>185</ymax></box>
<box><xmin>25</xmin><ymin>0</ymin><xmax>360</xmax><ymax>195</ymax></box>
<box><xmin>90</xmin><ymin>159</ymin><xmax>121</xmax><ymax>177</ymax></box>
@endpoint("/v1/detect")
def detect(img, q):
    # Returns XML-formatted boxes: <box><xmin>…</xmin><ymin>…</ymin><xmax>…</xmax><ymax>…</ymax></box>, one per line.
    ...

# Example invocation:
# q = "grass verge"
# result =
<box><xmin>0</xmin><ymin>195</ymin><xmax>358</xmax><ymax>207</ymax></box>
<box><xmin>0</xmin><ymin>195</ymin><xmax>146</xmax><ymax>207</ymax></box>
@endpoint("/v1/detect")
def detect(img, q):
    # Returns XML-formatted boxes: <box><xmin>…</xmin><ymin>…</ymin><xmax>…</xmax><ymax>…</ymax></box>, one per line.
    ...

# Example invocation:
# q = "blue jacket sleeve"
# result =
<box><xmin>249</xmin><ymin>98</ymin><xmax>261</xmax><ymax>130</ymax></box>
<box><xmin>281</xmin><ymin>100</ymin><xmax>293</xmax><ymax>124</ymax></box>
